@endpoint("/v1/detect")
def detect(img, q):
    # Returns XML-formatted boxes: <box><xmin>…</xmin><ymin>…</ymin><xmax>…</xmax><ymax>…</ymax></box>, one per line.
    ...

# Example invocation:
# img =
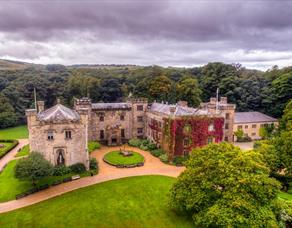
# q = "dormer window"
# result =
<box><xmin>65</xmin><ymin>130</ymin><xmax>72</xmax><ymax>139</ymax></box>
<box><xmin>47</xmin><ymin>131</ymin><xmax>54</xmax><ymax>140</ymax></box>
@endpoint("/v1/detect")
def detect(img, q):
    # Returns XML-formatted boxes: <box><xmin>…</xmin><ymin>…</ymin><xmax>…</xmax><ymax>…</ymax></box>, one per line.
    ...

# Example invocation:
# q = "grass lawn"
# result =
<box><xmin>0</xmin><ymin>175</ymin><xmax>193</xmax><ymax>228</ymax></box>
<box><xmin>0</xmin><ymin>160</ymin><xmax>90</xmax><ymax>202</ymax></box>
<box><xmin>0</xmin><ymin>125</ymin><xmax>28</xmax><ymax>139</ymax></box>
<box><xmin>0</xmin><ymin>142</ymin><xmax>13</xmax><ymax>157</ymax></box>
<box><xmin>15</xmin><ymin>144</ymin><xmax>30</xmax><ymax>157</ymax></box>
<box><xmin>104</xmin><ymin>150</ymin><xmax>144</xmax><ymax>165</ymax></box>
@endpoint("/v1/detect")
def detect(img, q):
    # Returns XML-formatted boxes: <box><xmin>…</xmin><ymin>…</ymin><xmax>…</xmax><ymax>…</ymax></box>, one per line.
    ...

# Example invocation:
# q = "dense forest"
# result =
<box><xmin>0</xmin><ymin>60</ymin><xmax>291</xmax><ymax>128</ymax></box>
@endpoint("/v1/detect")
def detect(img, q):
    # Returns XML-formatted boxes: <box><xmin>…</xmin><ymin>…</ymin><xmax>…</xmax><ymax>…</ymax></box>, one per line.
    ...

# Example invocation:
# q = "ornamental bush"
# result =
<box><xmin>173</xmin><ymin>156</ymin><xmax>188</xmax><ymax>166</ymax></box>
<box><xmin>69</xmin><ymin>163</ymin><xmax>86</xmax><ymax>174</ymax></box>
<box><xmin>159</xmin><ymin>153</ymin><xmax>169</xmax><ymax>163</ymax></box>
<box><xmin>88</xmin><ymin>141</ymin><xmax>101</xmax><ymax>153</ymax></box>
<box><xmin>90</xmin><ymin>158</ymin><xmax>98</xmax><ymax>171</ymax></box>
<box><xmin>53</xmin><ymin>165</ymin><xmax>71</xmax><ymax>176</ymax></box>
<box><xmin>128</xmin><ymin>138</ymin><xmax>143</xmax><ymax>147</ymax></box>
<box><xmin>147</xmin><ymin>143</ymin><xmax>157</xmax><ymax>150</ymax></box>
<box><xmin>150</xmin><ymin>149</ymin><xmax>165</xmax><ymax>157</ymax></box>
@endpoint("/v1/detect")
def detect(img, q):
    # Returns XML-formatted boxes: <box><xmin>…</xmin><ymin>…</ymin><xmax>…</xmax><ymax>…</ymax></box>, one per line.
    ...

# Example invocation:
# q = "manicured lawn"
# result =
<box><xmin>15</xmin><ymin>144</ymin><xmax>30</xmax><ymax>157</ymax></box>
<box><xmin>0</xmin><ymin>125</ymin><xmax>28</xmax><ymax>139</ymax></box>
<box><xmin>0</xmin><ymin>142</ymin><xmax>13</xmax><ymax>157</ymax></box>
<box><xmin>0</xmin><ymin>175</ymin><xmax>193</xmax><ymax>227</ymax></box>
<box><xmin>104</xmin><ymin>150</ymin><xmax>144</xmax><ymax>165</ymax></box>
<box><xmin>0</xmin><ymin>160</ymin><xmax>90</xmax><ymax>202</ymax></box>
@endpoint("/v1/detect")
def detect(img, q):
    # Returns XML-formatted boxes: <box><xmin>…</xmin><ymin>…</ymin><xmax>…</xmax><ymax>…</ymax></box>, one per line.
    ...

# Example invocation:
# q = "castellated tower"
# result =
<box><xmin>26</xmin><ymin>100</ymin><xmax>89</xmax><ymax>169</ymax></box>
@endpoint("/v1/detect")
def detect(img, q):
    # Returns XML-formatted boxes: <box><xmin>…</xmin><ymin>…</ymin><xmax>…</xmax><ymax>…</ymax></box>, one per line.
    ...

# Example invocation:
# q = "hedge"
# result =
<box><xmin>0</xmin><ymin>139</ymin><xmax>19</xmax><ymax>159</ymax></box>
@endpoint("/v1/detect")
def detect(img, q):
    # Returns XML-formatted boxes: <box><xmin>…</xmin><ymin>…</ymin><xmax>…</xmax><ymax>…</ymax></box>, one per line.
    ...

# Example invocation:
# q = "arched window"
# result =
<box><xmin>56</xmin><ymin>149</ymin><xmax>65</xmax><ymax>165</ymax></box>
<box><xmin>183</xmin><ymin>137</ymin><xmax>192</xmax><ymax>147</ymax></box>
<box><xmin>183</xmin><ymin>124</ymin><xmax>192</xmax><ymax>134</ymax></box>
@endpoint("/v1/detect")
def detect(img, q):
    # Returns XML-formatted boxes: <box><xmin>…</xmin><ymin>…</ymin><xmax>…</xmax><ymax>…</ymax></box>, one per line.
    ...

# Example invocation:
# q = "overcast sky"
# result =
<box><xmin>0</xmin><ymin>1</ymin><xmax>292</xmax><ymax>70</ymax></box>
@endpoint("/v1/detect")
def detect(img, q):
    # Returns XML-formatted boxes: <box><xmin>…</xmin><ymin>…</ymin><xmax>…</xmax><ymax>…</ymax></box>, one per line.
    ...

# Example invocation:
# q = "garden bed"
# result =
<box><xmin>0</xmin><ymin>139</ymin><xmax>18</xmax><ymax>159</ymax></box>
<box><xmin>103</xmin><ymin>151</ymin><xmax>144</xmax><ymax>168</ymax></box>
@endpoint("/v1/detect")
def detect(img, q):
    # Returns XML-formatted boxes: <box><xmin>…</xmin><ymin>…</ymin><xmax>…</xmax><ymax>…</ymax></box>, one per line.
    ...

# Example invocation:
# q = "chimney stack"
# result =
<box><xmin>37</xmin><ymin>101</ymin><xmax>44</xmax><ymax>113</ymax></box>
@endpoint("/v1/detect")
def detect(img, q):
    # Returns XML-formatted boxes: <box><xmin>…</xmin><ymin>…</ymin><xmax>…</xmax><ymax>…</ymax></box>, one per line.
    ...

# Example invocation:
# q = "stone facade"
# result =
<box><xmin>26</xmin><ymin>101</ymin><xmax>89</xmax><ymax>169</ymax></box>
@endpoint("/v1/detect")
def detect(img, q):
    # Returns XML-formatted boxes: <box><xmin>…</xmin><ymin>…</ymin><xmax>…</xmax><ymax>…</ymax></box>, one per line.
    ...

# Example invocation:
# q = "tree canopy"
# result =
<box><xmin>169</xmin><ymin>142</ymin><xmax>286</xmax><ymax>227</ymax></box>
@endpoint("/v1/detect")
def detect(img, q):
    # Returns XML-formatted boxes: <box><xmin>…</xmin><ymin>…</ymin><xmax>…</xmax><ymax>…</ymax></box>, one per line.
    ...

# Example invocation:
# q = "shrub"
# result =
<box><xmin>159</xmin><ymin>153</ymin><xmax>169</xmax><ymax>163</ymax></box>
<box><xmin>53</xmin><ymin>165</ymin><xmax>71</xmax><ymax>176</ymax></box>
<box><xmin>147</xmin><ymin>143</ymin><xmax>157</xmax><ymax>150</ymax></box>
<box><xmin>150</xmin><ymin>149</ymin><xmax>165</xmax><ymax>157</ymax></box>
<box><xmin>88</xmin><ymin>141</ymin><xmax>101</xmax><ymax>153</ymax></box>
<box><xmin>128</xmin><ymin>138</ymin><xmax>143</xmax><ymax>147</ymax></box>
<box><xmin>173</xmin><ymin>156</ymin><xmax>189</xmax><ymax>166</ymax></box>
<box><xmin>139</xmin><ymin>145</ymin><xmax>149</xmax><ymax>151</ymax></box>
<box><xmin>69</xmin><ymin>163</ymin><xmax>86</xmax><ymax>174</ymax></box>
<box><xmin>90</xmin><ymin>158</ymin><xmax>98</xmax><ymax>171</ymax></box>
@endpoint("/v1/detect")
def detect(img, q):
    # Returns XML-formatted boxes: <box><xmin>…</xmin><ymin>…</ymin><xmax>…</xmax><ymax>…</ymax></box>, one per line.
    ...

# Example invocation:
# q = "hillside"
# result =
<box><xmin>0</xmin><ymin>59</ymin><xmax>32</xmax><ymax>70</ymax></box>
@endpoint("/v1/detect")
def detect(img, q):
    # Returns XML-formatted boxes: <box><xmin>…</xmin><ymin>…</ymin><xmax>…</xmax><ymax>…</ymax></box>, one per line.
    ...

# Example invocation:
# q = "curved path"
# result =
<box><xmin>0</xmin><ymin>145</ymin><xmax>185</xmax><ymax>213</ymax></box>
<box><xmin>0</xmin><ymin>139</ymin><xmax>28</xmax><ymax>172</ymax></box>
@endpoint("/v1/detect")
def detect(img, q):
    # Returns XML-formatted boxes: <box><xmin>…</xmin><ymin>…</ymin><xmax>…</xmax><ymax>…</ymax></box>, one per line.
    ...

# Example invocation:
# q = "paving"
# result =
<box><xmin>0</xmin><ymin>145</ymin><xmax>185</xmax><ymax>213</ymax></box>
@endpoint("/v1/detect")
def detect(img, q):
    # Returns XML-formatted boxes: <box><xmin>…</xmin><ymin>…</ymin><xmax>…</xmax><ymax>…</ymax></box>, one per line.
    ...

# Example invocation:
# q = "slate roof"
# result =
<box><xmin>37</xmin><ymin>104</ymin><xmax>80</xmax><ymax>122</ymax></box>
<box><xmin>91</xmin><ymin>102</ymin><xmax>131</xmax><ymax>110</ymax></box>
<box><xmin>234</xmin><ymin>112</ymin><xmax>277</xmax><ymax>124</ymax></box>
<box><xmin>149</xmin><ymin>103</ymin><xmax>209</xmax><ymax>116</ymax></box>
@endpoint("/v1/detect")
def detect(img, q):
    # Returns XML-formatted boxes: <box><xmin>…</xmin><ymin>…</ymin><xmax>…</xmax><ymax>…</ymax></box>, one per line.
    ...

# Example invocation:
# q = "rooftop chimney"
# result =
<box><xmin>37</xmin><ymin>101</ymin><xmax>44</xmax><ymax>113</ymax></box>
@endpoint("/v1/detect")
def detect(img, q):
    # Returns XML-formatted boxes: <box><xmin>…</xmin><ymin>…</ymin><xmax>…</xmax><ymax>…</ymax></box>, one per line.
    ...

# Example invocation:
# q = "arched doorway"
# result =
<box><xmin>56</xmin><ymin>149</ymin><xmax>65</xmax><ymax>165</ymax></box>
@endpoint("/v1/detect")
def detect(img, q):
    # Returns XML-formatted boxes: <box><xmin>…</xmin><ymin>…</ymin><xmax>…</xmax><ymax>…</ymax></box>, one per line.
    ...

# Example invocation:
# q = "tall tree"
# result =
<box><xmin>169</xmin><ymin>143</ymin><xmax>287</xmax><ymax>227</ymax></box>
<box><xmin>0</xmin><ymin>93</ymin><xmax>17</xmax><ymax>129</ymax></box>
<box><xmin>176</xmin><ymin>77</ymin><xmax>202</xmax><ymax>107</ymax></box>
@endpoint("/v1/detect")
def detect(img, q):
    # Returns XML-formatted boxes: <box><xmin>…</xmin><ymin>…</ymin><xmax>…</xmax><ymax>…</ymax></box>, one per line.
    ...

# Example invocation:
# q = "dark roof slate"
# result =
<box><xmin>234</xmin><ymin>112</ymin><xmax>277</xmax><ymax>124</ymax></box>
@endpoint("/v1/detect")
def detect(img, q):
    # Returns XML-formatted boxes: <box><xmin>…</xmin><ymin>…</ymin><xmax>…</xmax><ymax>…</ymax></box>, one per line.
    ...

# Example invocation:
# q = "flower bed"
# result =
<box><xmin>103</xmin><ymin>151</ymin><xmax>144</xmax><ymax>168</ymax></box>
<box><xmin>0</xmin><ymin>139</ymin><xmax>18</xmax><ymax>159</ymax></box>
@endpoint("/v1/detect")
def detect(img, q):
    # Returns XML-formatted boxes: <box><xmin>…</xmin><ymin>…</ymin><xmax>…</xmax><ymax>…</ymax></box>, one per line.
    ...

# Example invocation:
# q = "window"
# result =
<box><xmin>183</xmin><ymin>150</ymin><xmax>188</xmax><ymax>156</ymax></box>
<box><xmin>137</xmin><ymin>128</ymin><xmax>143</xmax><ymax>134</ymax></box>
<box><xmin>158</xmin><ymin>122</ymin><xmax>162</xmax><ymax>128</ymax></box>
<box><xmin>245</xmin><ymin>125</ymin><xmax>248</xmax><ymax>129</ymax></box>
<box><xmin>252</xmin><ymin>124</ymin><xmax>257</xmax><ymax>128</ymax></box>
<box><xmin>120</xmin><ymin>115</ymin><xmax>125</xmax><ymax>121</ymax></box>
<box><xmin>183</xmin><ymin>138</ymin><xmax>191</xmax><ymax>147</ymax></box>
<box><xmin>237</xmin><ymin>125</ymin><xmax>242</xmax><ymax>130</ymax></box>
<box><xmin>183</xmin><ymin>124</ymin><xmax>192</xmax><ymax>134</ymax></box>
<box><xmin>137</xmin><ymin>116</ymin><xmax>143</xmax><ymax>122</ymax></box>
<box><xmin>252</xmin><ymin>133</ymin><xmax>256</xmax><ymax>136</ymax></box>
<box><xmin>100</xmin><ymin>130</ymin><xmax>104</xmax><ymax>140</ymax></box>
<box><xmin>224</xmin><ymin>136</ymin><xmax>228</xmax><ymax>141</ymax></box>
<box><xmin>121</xmin><ymin>129</ymin><xmax>125</xmax><ymax>138</ymax></box>
<box><xmin>208</xmin><ymin>123</ymin><xmax>214</xmax><ymax>131</ymax></box>
<box><xmin>225</xmin><ymin>113</ymin><xmax>230</xmax><ymax>120</ymax></box>
<box><xmin>47</xmin><ymin>131</ymin><xmax>54</xmax><ymax>140</ymax></box>
<box><xmin>207</xmin><ymin>137</ymin><xmax>213</xmax><ymax>144</ymax></box>
<box><xmin>225</xmin><ymin>123</ymin><xmax>229</xmax><ymax>129</ymax></box>
<box><xmin>100</xmin><ymin>116</ymin><xmax>104</xmax><ymax>121</ymax></box>
<box><xmin>137</xmin><ymin>105</ymin><xmax>143</xmax><ymax>111</ymax></box>
<box><xmin>65</xmin><ymin>130</ymin><xmax>72</xmax><ymax>139</ymax></box>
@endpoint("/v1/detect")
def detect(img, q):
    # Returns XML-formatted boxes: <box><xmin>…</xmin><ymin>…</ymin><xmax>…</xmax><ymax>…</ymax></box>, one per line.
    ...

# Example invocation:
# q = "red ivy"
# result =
<box><xmin>170</xmin><ymin>117</ymin><xmax>224</xmax><ymax>156</ymax></box>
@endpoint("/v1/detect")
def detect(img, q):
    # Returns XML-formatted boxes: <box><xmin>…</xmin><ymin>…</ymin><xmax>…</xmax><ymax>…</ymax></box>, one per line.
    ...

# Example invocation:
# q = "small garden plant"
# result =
<box><xmin>15</xmin><ymin>144</ymin><xmax>30</xmax><ymax>157</ymax></box>
<box><xmin>88</xmin><ymin>141</ymin><xmax>101</xmax><ymax>153</ymax></box>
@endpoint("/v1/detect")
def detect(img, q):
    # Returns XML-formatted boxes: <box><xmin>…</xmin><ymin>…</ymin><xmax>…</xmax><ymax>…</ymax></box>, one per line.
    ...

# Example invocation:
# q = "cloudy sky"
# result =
<box><xmin>0</xmin><ymin>1</ymin><xmax>292</xmax><ymax>70</ymax></box>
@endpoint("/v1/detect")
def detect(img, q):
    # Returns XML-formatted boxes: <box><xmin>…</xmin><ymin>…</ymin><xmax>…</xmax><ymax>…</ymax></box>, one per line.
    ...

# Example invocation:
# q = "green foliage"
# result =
<box><xmin>281</xmin><ymin>99</ymin><xmax>292</xmax><ymax>131</ymax></box>
<box><xmin>150</xmin><ymin>149</ymin><xmax>165</xmax><ymax>157</ymax></box>
<box><xmin>128</xmin><ymin>138</ymin><xmax>156</xmax><ymax>151</ymax></box>
<box><xmin>169</xmin><ymin>142</ymin><xmax>286</xmax><ymax>227</ymax></box>
<box><xmin>259</xmin><ymin>123</ymin><xmax>276</xmax><ymax>139</ymax></box>
<box><xmin>88</xmin><ymin>141</ymin><xmax>101</xmax><ymax>153</ymax></box>
<box><xmin>128</xmin><ymin>138</ymin><xmax>143</xmax><ymax>147</ymax></box>
<box><xmin>14</xmin><ymin>152</ymin><xmax>53</xmax><ymax>184</ymax></box>
<box><xmin>159</xmin><ymin>153</ymin><xmax>169</xmax><ymax>163</ymax></box>
<box><xmin>90</xmin><ymin>158</ymin><xmax>98</xmax><ymax>171</ymax></box>
<box><xmin>234</xmin><ymin>128</ymin><xmax>244</xmax><ymax>139</ymax></box>
<box><xmin>69</xmin><ymin>163</ymin><xmax>86</xmax><ymax>174</ymax></box>
<box><xmin>173</xmin><ymin>156</ymin><xmax>189</xmax><ymax>166</ymax></box>
<box><xmin>176</xmin><ymin>77</ymin><xmax>201</xmax><ymax>107</ymax></box>
<box><xmin>53</xmin><ymin>165</ymin><xmax>71</xmax><ymax>176</ymax></box>
<box><xmin>0</xmin><ymin>93</ymin><xmax>17</xmax><ymax>129</ymax></box>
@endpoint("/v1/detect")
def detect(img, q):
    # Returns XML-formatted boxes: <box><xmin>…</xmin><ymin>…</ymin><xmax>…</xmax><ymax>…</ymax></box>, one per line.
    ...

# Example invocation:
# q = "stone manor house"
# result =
<box><xmin>26</xmin><ymin>97</ymin><xmax>277</xmax><ymax>168</ymax></box>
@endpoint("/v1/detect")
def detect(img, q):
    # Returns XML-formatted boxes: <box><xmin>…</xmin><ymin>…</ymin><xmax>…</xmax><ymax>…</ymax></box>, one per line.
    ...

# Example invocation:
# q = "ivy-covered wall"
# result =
<box><xmin>163</xmin><ymin>116</ymin><xmax>224</xmax><ymax>158</ymax></box>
